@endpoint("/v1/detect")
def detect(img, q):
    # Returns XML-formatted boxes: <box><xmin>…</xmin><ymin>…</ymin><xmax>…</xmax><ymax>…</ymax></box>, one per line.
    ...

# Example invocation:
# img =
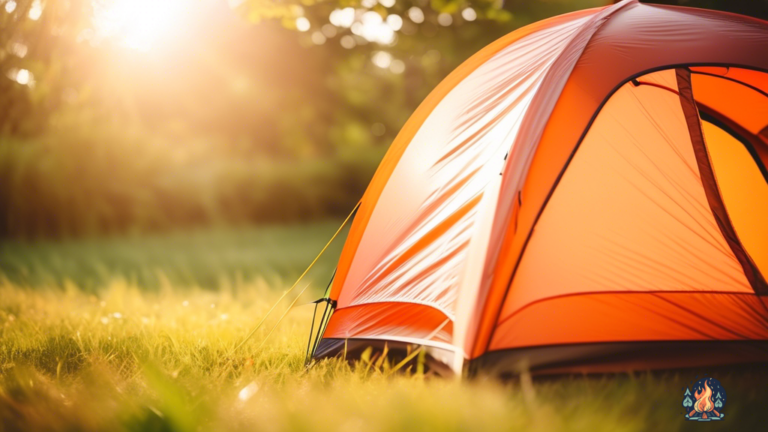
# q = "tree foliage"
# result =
<box><xmin>12</xmin><ymin>0</ymin><xmax>762</xmax><ymax>238</ymax></box>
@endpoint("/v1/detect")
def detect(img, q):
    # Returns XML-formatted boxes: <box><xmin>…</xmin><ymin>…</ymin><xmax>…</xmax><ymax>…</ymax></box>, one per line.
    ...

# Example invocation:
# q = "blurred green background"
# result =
<box><xmin>1</xmin><ymin>0</ymin><xmax>766</xmax><ymax>241</ymax></box>
<box><xmin>0</xmin><ymin>0</ymin><xmax>600</xmax><ymax>240</ymax></box>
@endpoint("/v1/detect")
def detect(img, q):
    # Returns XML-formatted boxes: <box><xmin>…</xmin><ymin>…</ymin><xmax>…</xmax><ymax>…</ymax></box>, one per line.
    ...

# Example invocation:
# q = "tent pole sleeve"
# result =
<box><xmin>675</xmin><ymin>67</ymin><xmax>768</xmax><ymax>295</ymax></box>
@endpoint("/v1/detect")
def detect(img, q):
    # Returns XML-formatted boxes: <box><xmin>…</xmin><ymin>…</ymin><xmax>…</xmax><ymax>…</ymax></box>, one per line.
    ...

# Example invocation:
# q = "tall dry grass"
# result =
<box><xmin>2</xmin><ymin>278</ymin><xmax>766</xmax><ymax>432</ymax></box>
<box><xmin>1</xmin><ymin>225</ymin><xmax>766</xmax><ymax>431</ymax></box>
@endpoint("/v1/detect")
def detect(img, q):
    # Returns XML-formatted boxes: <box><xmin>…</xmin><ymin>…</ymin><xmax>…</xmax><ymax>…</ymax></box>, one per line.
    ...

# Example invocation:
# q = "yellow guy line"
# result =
<box><xmin>226</xmin><ymin>201</ymin><xmax>360</xmax><ymax>362</ymax></box>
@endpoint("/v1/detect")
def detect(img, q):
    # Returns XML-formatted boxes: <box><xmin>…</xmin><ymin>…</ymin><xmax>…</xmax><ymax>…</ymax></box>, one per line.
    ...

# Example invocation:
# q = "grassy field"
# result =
<box><xmin>0</xmin><ymin>221</ymin><xmax>348</xmax><ymax>292</ymax></box>
<box><xmin>1</xmin><ymin>222</ymin><xmax>766</xmax><ymax>432</ymax></box>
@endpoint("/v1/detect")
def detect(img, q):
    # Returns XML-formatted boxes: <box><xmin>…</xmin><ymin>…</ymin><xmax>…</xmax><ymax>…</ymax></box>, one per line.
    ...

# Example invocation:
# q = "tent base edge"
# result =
<box><xmin>468</xmin><ymin>340</ymin><xmax>768</xmax><ymax>378</ymax></box>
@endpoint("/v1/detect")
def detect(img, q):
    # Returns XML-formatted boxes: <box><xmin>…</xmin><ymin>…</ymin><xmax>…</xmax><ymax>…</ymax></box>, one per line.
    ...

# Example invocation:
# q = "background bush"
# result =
<box><xmin>0</xmin><ymin>116</ymin><xmax>384</xmax><ymax>239</ymax></box>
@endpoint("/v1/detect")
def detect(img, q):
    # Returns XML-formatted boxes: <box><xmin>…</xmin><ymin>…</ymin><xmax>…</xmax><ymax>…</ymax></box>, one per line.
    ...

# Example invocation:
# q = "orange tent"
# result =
<box><xmin>311</xmin><ymin>0</ymin><xmax>768</xmax><ymax>376</ymax></box>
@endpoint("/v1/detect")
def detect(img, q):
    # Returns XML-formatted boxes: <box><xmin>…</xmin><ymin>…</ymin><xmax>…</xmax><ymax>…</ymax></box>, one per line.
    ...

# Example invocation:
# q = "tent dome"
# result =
<box><xmin>312</xmin><ymin>0</ymin><xmax>768</xmax><ymax>376</ymax></box>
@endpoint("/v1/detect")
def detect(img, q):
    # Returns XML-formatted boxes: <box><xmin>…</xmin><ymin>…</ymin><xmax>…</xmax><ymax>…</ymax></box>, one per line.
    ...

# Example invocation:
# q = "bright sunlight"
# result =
<box><xmin>91</xmin><ymin>0</ymin><xmax>187</xmax><ymax>51</ymax></box>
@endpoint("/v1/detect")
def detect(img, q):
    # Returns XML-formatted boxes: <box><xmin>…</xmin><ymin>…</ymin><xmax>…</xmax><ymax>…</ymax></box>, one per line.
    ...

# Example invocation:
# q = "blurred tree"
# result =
<box><xmin>0</xmin><ymin>0</ymin><xmax>93</xmax><ymax>135</ymax></box>
<box><xmin>1</xmin><ymin>0</ymin><xmax>608</xmax><ymax>152</ymax></box>
<box><xmin>3</xmin><ymin>0</ymin><xmax>687</xmax><ymax>238</ymax></box>
<box><xmin>234</xmin><ymin>0</ymin><xmax>607</xmax><ymax>152</ymax></box>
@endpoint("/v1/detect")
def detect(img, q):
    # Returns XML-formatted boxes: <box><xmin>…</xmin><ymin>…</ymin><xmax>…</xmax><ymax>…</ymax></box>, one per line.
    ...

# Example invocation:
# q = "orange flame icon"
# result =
<box><xmin>688</xmin><ymin>379</ymin><xmax>720</xmax><ymax>420</ymax></box>
<box><xmin>694</xmin><ymin>379</ymin><xmax>714</xmax><ymax>413</ymax></box>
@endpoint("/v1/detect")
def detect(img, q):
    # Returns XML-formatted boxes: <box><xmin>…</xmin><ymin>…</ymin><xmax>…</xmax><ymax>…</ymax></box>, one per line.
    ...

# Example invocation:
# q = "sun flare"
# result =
<box><xmin>91</xmin><ymin>0</ymin><xmax>186</xmax><ymax>51</ymax></box>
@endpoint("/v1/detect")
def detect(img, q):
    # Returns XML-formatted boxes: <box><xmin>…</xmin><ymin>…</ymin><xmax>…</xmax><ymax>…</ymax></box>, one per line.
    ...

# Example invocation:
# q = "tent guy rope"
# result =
<box><xmin>219</xmin><ymin>201</ymin><xmax>360</xmax><ymax>375</ymax></box>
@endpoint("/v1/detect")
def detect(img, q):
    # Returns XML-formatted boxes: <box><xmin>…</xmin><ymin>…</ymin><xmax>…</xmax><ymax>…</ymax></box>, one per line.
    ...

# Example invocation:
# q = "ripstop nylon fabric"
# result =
<box><xmin>471</xmin><ymin>0</ymin><xmax>768</xmax><ymax>359</ymax></box>
<box><xmin>323</xmin><ymin>9</ymin><xmax>599</xmax><ymax>345</ymax></box>
<box><xmin>315</xmin><ymin>0</ymin><xmax>768</xmax><ymax>374</ymax></box>
<box><xmin>489</xmin><ymin>69</ymin><xmax>764</xmax><ymax>351</ymax></box>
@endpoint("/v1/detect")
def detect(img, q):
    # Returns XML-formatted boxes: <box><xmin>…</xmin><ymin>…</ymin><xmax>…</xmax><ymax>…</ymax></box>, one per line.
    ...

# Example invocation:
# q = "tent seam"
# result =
<box><xmin>675</xmin><ymin>67</ymin><xmax>768</xmax><ymax>295</ymax></box>
<box><xmin>480</xmin><ymin>0</ymin><xmax>636</xmax><ymax>354</ymax></box>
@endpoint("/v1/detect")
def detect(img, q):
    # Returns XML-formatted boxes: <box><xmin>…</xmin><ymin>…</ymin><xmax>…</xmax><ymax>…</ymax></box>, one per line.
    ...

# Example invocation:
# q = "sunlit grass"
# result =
<box><xmin>3</xmin><ymin>279</ymin><xmax>767</xmax><ymax>432</ymax></box>
<box><xmin>1</xmin><ymin>226</ymin><xmax>766</xmax><ymax>431</ymax></box>
<box><xmin>0</xmin><ymin>221</ymin><xmax>347</xmax><ymax>291</ymax></box>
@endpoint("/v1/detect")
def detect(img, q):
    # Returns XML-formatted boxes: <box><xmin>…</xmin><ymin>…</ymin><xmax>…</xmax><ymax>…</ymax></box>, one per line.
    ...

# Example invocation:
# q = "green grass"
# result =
<box><xmin>1</xmin><ymin>223</ymin><xmax>766</xmax><ymax>431</ymax></box>
<box><xmin>0</xmin><ymin>220</ymin><xmax>347</xmax><ymax>292</ymax></box>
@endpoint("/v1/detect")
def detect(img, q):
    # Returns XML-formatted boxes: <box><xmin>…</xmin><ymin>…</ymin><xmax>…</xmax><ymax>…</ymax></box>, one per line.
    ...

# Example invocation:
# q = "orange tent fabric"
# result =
<box><xmin>313</xmin><ymin>0</ymin><xmax>768</xmax><ymax>375</ymax></box>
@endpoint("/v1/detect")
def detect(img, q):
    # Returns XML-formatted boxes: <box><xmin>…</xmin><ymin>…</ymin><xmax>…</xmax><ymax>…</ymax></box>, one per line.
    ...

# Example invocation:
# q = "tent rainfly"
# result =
<box><xmin>309</xmin><ymin>0</ymin><xmax>768</xmax><ymax>376</ymax></box>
